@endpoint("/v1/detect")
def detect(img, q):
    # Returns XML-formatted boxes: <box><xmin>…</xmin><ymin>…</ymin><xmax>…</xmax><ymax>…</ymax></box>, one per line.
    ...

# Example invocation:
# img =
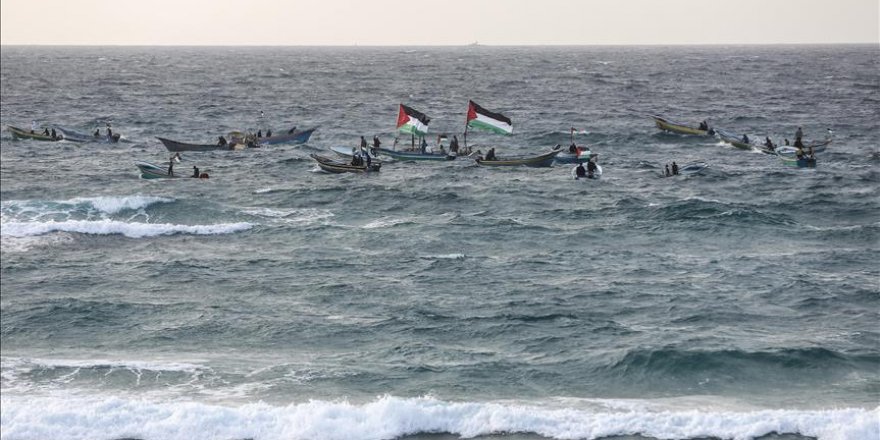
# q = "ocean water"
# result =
<box><xmin>0</xmin><ymin>45</ymin><xmax>878</xmax><ymax>440</ymax></box>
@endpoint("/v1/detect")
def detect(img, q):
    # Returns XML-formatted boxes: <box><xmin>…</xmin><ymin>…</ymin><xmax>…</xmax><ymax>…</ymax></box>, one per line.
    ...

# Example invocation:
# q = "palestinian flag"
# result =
<box><xmin>466</xmin><ymin>100</ymin><xmax>512</xmax><ymax>135</ymax></box>
<box><xmin>396</xmin><ymin>104</ymin><xmax>431</xmax><ymax>136</ymax></box>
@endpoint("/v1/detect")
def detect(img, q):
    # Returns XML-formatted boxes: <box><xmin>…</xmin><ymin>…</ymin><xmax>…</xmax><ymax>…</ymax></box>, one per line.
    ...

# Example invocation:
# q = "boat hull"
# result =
<box><xmin>135</xmin><ymin>161</ymin><xmax>181</xmax><ymax>179</ymax></box>
<box><xmin>56</xmin><ymin>127</ymin><xmax>121</xmax><ymax>143</ymax></box>
<box><xmin>259</xmin><ymin>127</ymin><xmax>316</xmax><ymax>145</ymax></box>
<box><xmin>652</xmin><ymin>117</ymin><xmax>711</xmax><ymax>136</ymax></box>
<box><xmin>158</xmin><ymin>137</ymin><xmax>234</xmax><ymax>152</ymax></box>
<box><xmin>375</xmin><ymin>147</ymin><xmax>455</xmax><ymax>161</ymax></box>
<box><xmin>476</xmin><ymin>149</ymin><xmax>561</xmax><ymax>167</ymax></box>
<box><xmin>311</xmin><ymin>154</ymin><xmax>380</xmax><ymax>173</ymax></box>
<box><xmin>7</xmin><ymin>126</ymin><xmax>60</xmax><ymax>142</ymax></box>
<box><xmin>555</xmin><ymin>149</ymin><xmax>593</xmax><ymax>164</ymax></box>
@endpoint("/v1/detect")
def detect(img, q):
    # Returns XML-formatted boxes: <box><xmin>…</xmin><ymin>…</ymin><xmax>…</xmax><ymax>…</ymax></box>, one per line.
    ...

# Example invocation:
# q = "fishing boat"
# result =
<box><xmin>374</xmin><ymin>104</ymin><xmax>457</xmax><ymax>161</ymax></box>
<box><xmin>659</xmin><ymin>161</ymin><xmax>709</xmax><ymax>177</ymax></box>
<box><xmin>374</xmin><ymin>147</ymin><xmax>455</xmax><ymax>161</ymax></box>
<box><xmin>258</xmin><ymin>127</ymin><xmax>316</xmax><ymax>145</ymax></box>
<box><xmin>475</xmin><ymin>149</ymin><xmax>562</xmax><ymax>167</ymax></box>
<box><xmin>135</xmin><ymin>161</ymin><xmax>180</xmax><ymax>179</ymax></box>
<box><xmin>329</xmin><ymin>145</ymin><xmax>381</xmax><ymax>159</ymax></box>
<box><xmin>771</xmin><ymin>139</ymin><xmax>832</xmax><ymax>156</ymax></box>
<box><xmin>571</xmin><ymin>163</ymin><xmax>603</xmax><ymax>180</ymax></box>
<box><xmin>158</xmin><ymin>137</ymin><xmax>233</xmax><ymax>152</ymax></box>
<box><xmin>7</xmin><ymin>125</ymin><xmax>61</xmax><ymax>142</ymax></box>
<box><xmin>554</xmin><ymin>148</ymin><xmax>595</xmax><ymax>164</ymax></box>
<box><xmin>777</xmin><ymin>153</ymin><xmax>817</xmax><ymax>168</ymax></box>
<box><xmin>716</xmin><ymin>129</ymin><xmax>756</xmax><ymax>150</ymax></box>
<box><xmin>56</xmin><ymin>126</ymin><xmax>121</xmax><ymax>143</ymax></box>
<box><xmin>311</xmin><ymin>154</ymin><xmax>380</xmax><ymax>174</ymax></box>
<box><xmin>652</xmin><ymin>116</ymin><xmax>714</xmax><ymax>136</ymax></box>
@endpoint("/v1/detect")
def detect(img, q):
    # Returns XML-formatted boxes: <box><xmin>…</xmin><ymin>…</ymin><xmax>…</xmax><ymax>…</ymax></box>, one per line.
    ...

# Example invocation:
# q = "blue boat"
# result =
<box><xmin>258</xmin><ymin>127</ymin><xmax>316</xmax><ymax>145</ymax></box>
<box><xmin>374</xmin><ymin>147</ymin><xmax>456</xmax><ymax>161</ymax></box>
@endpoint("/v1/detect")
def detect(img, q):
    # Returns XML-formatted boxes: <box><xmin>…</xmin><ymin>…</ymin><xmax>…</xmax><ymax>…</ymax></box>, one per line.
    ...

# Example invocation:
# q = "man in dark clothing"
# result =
<box><xmin>665</xmin><ymin>164</ymin><xmax>671</xmax><ymax>177</ymax></box>
<box><xmin>192</xmin><ymin>166</ymin><xmax>200</xmax><ymax>178</ymax></box>
<box><xmin>672</xmin><ymin>162</ymin><xmax>679</xmax><ymax>175</ymax></box>
<box><xmin>575</xmin><ymin>163</ymin><xmax>587</xmax><ymax>178</ymax></box>
<box><xmin>586</xmin><ymin>160</ymin><xmax>597</xmax><ymax>178</ymax></box>
<box><xmin>485</xmin><ymin>148</ymin><xmax>496</xmax><ymax>161</ymax></box>
<box><xmin>266</xmin><ymin>129</ymin><xmax>272</xmax><ymax>137</ymax></box>
<box><xmin>218</xmin><ymin>136</ymin><xmax>227</xmax><ymax>146</ymax></box>
<box><xmin>51</xmin><ymin>128</ymin><xmax>57</xmax><ymax>139</ymax></box>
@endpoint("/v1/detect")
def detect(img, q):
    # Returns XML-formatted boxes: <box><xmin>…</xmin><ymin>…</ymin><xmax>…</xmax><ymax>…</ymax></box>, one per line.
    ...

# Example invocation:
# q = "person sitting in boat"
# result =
<box><xmin>586</xmin><ymin>159</ymin><xmax>598</xmax><ymax>178</ymax></box>
<box><xmin>192</xmin><ymin>166</ymin><xmax>200</xmax><ymax>178</ymax></box>
<box><xmin>50</xmin><ymin>128</ymin><xmax>57</xmax><ymax>139</ymax></box>
<box><xmin>699</xmin><ymin>120</ymin><xmax>709</xmax><ymax>131</ymax></box>
<box><xmin>485</xmin><ymin>148</ymin><xmax>497</xmax><ymax>161</ymax></box>
<box><xmin>266</xmin><ymin>129</ymin><xmax>272</xmax><ymax>137</ymax></box>
<box><xmin>672</xmin><ymin>161</ymin><xmax>679</xmax><ymax>175</ymax></box>
<box><xmin>796</xmin><ymin>146</ymin><xmax>805</xmax><ymax>159</ymax></box>
<box><xmin>94</xmin><ymin>128</ymin><xmax>100</xmax><ymax>137</ymax></box>
<box><xmin>764</xmin><ymin>137</ymin><xmax>775</xmax><ymax>151</ymax></box>
<box><xmin>351</xmin><ymin>154</ymin><xmax>363</xmax><ymax>166</ymax></box>
<box><xmin>665</xmin><ymin>164</ymin><xmax>671</xmax><ymax>177</ymax></box>
<box><xmin>218</xmin><ymin>136</ymin><xmax>227</xmax><ymax>146</ymax></box>
<box><xmin>575</xmin><ymin>163</ymin><xmax>587</xmax><ymax>179</ymax></box>
<box><xmin>257</xmin><ymin>130</ymin><xmax>262</xmax><ymax>138</ymax></box>
<box><xmin>784</xmin><ymin>138</ymin><xmax>790</xmax><ymax>146</ymax></box>
<box><xmin>420</xmin><ymin>137</ymin><xmax>428</xmax><ymax>153</ymax></box>
<box><xmin>569</xmin><ymin>143</ymin><xmax>578</xmax><ymax>153</ymax></box>
<box><xmin>808</xmin><ymin>147</ymin><xmax>815</xmax><ymax>159</ymax></box>
<box><xmin>741</xmin><ymin>134</ymin><xmax>750</xmax><ymax>144</ymax></box>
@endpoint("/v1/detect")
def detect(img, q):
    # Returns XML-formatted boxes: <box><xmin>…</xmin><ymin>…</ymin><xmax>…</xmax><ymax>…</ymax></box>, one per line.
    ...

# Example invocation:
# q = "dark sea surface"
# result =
<box><xmin>0</xmin><ymin>45</ymin><xmax>878</xmax><ymax>440</ymax></box>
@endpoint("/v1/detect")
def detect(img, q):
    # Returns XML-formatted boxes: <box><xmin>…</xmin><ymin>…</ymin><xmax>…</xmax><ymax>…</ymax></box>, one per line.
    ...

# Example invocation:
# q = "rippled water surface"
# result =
<box><xmin>1</xmin><ymin>45</ymin><xmax>878</xmax><ymax>440</ymax></box>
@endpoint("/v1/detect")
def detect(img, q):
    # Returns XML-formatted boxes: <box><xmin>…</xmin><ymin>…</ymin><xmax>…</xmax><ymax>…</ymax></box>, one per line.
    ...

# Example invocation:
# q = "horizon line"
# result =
<box><xmin>2</xmin><ymin>42</ymin><xmax>878</xmax><ymax>48</ymax></box>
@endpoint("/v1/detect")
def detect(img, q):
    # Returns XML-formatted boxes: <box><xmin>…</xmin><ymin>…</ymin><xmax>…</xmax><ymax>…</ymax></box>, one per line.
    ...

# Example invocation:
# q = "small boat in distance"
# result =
<box><xmin>136</xmin><ymin>161</ymin><xmax>180</xmax><ymax>179</ymax></box>
<box><xmin>311</xmin><ymin>154</ymin><xmax>381</xmax><ymax>174</ymax></box>
<box><xmin>258</xmin><ymin>127</ymin><xmax>316</xmax><ymax>145</ymax></box>
<box><xmin>7</xmin><ymin>125</ymin><xmax>61</xmax><ymax>142</ymax></box>
<box><xmin>56</xmin><ymin>126</ymin><xmax>121</xmax><ymax>143</ymax></box>
<box><xmin>475</xmin><ymin>149</ymin><xmax>562</xmax><ymax>167</ymax></box>
<box><xmin>652</xmin><ymin>115</ymin><xmax>714</xmax><ymax>136</ymax></box>
<box><xmin>716</xmin><ymin>129</ymin><xmax>756</xmax><ymax>150</ymax></box>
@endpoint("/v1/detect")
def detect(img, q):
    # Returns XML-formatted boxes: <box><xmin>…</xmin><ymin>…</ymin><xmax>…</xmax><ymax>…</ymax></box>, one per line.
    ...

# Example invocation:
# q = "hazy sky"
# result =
<box><xmin>1</xmin><ymin>0</ymin><xmax>878</xmax><ymax>45</ymax></box>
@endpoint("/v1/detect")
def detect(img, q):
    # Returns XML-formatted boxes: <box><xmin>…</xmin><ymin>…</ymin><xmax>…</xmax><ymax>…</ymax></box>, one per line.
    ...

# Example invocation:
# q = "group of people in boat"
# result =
<box><xmin>164</xmin><ymin>152</ymin><xmax>208</xmax><ymax>178</ymax></box>
<box><xmin>664</xmin><ymin>162</ymin><xmax>680</xmax><ymax>177</ymax></box>
<box><xmin>697</xmin><ymin>120</ymin><xmax>716</xmax><ymax>135</ymax></box>
<box><xmin>574</xmin><ymin>158</ymin><xmax>599</xmax><ymax>179</ymax></box>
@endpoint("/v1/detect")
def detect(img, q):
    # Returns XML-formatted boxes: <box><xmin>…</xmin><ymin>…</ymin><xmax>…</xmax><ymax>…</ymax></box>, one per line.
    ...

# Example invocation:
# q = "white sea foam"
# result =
<box><xmin>243</xmin><ymin>207</ymin><xmax>334</xmax><ymax>225</ymax></box>
<box><xmin>1</xmin><ymin>195</ymin><xmax>172</xmax><ymax>217</ymax></box>
<box><xmin>0</xmin><ymin>395</ymin><xmax>875</xmax><ymax>440</ymax></box>
<box><xmin>1</xmin><ymin>219</ymin><xmax>253</xmax><ymax>238</ymax></box>
<box><xmin>362</xmin><ymin>217</ymin><xmax>413</xmax><ymax>229</ymax></box>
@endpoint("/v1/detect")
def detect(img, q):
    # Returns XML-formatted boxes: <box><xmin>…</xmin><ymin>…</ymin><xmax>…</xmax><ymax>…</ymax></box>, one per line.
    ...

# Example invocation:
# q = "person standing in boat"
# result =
<box><xmin>741</xmin><ymin>134</ymin><xmax>750</xmax><ymax>144</ymax></box>
<box><xmin>764</xmin><ymin>137</ymin><xmax>775</xmax><ymax>151</ymax></box>
<box><xmin>450</xmin><ymin>135</ymin><xmax>459</xmax><ymax>154</ymax></box>
<box><xmin>106</xmin><ymin>125</ymin><xmax>112</xmax><ymax>137</ymax></box>
<box><xmin>42</xmin><ymin>128</ymin><xmax>50</xmax><ymax>136</ymax></box>
<box><xmin>372</xmin><ymin>135</ymin><xmax>381</xmax><ymax>155</ymax></box>
<box><xmin>672</xmin><ymin>162</ymin><xmax>679</xmax><ymax>175</ymax></box>
<box><xmin>795</xmin><ymin>127</ymin><xmax>804</xmax><ymax>143</ymax></box>
<box><xmin>192</xmin><ymin>166</ymin><xmax>200</xmax><ymax>178</ymax></box>
<box><xmin>665</xmin><ymin>164</ymin><xmax>671</xmax><ymax>177</ymax></box>
<box><xmin>168</xmin><ymin>153</ymin><xmax>181</xmax><ymax>176</ymax></box>
<box><xmin>51</xmin><ymin>128</ymin><xmax>57</xmax><ymax>139</ymax></box>
<box><xmin>266</xmin><ymin>129</ymin><xmax>272</xmax><ymax>138</ymax></box>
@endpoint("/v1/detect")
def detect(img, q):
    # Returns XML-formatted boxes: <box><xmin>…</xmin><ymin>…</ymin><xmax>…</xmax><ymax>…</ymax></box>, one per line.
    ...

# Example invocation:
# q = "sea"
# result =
<box><xmin>0</xmin><ymin>45</ymin><xmax>878</xmax><ymax>440</ymax></box>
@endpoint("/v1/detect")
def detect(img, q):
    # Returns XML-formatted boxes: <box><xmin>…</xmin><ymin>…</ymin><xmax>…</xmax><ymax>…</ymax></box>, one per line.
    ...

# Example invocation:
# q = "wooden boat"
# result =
<box><xmin>374</xmin><ymin>147</ymin><xmax>456</xmax><ymax>161</ymax></box>
<box><xmin>7</xmin><ymin>125</ymin><xmax>61</xmax><ymax>142</ymax></box>
<box><xmin>157</xmin><ymin>137</ymin><xmax>239</xmax><ymax>152</ymax></box>
<box><xmin>475</xmin><ymin>149</ymin><xmax>561</xmax><ymax>167</ymax></box>
<box><xmin>311</xmin><ymin>154</ymin><xmax>381</xmax><ymax>174</ymax></box>
<box><xmin>716</xmin><ymin>129</ymin><xmax>755</xmax><ymax>150</ymax></box>
<box><xmin>258</xmin><ymin>127</ymin><xmax>317</xmax><ymax>145</ymax></box>
<box><xmin>778</xmin><ymin>153</ymin><xmax>817</xmax><ymax>168</ymax></box>
<box><xmin>652</xmin><ymin>116</ymin><xmax>713</xmax><ymax>136</ymax></box>
<box><xmin>555</xmin><ymin>148</ymin><xmax>595</xmax><ymax>164</ymax></box>
<box><xmin>571</xmin><ymin>164</ymin><xmax>603</xmax><ymax>180</ymax></box>
<box><xmin>135</xmin><ymin>161</ymin><xmax>180</xmax><ymax>179</ymax></box>
<box><xmin>56</xmin><ymin>126</ymin><xmax>121</xmax><ymax>143</ymax></box>
<box><xmin>771</xmin><ymin>139</ymin><xmax>832</xmax><ymax>156</ymax></box>
<box><xmin>329</xmin><ymin>146</ymin><xmax>380</xmax><ymax>160</ymax></box>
